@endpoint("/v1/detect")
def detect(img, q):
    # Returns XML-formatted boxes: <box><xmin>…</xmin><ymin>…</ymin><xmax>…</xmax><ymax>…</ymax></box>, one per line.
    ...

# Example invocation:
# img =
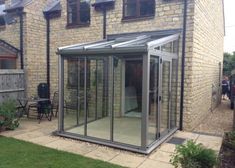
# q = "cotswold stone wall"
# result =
<box><xmin>183</xmin><ymin>0</ymin><xmax>224</xmax><ymax>130</ymax></box>
<box><xmin>23</xmin><ymin>0</ymin><xmax>47</xmax><ymax>97</ymax></box>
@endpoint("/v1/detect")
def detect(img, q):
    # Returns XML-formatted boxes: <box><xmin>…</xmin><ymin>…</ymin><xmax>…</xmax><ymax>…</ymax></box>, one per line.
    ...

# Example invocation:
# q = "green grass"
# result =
<box><xmin>0</xmin><ymin>136</ymin><xmax>122</xmax><ymax>168</ymax></box>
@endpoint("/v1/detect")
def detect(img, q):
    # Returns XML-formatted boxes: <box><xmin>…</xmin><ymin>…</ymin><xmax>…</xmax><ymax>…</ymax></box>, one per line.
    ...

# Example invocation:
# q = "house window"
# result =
<box><xmin>67</xmin><ymin>60</ymin><xmax>90</xmax><ymax>88</ymax></box>
<box><xmin>67</xmin><ymin>0</ymin><xmax>90</xmax><ymax>27</ymax></box>
<box><xmin>0</xmin><ymin>1</ymin><xmax>6</xmax><ymax>27</ymax></box>
<box><xmin>0</xmin><ymin>58</ymin><xmax>16</xmax><ymax>69</ymax></box>
<box><xmin>123</xmin><ymin>0</ymin><xmax>155</xmax><ymax>20</ymax></box>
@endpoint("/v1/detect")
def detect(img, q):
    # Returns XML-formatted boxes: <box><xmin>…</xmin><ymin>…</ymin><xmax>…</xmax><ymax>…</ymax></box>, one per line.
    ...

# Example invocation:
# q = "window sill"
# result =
<box><xmin>122</xmin><ymin>16</ymin><xmax>155</xmax><ymax>23</ymax></box>
<box><xmin>66</xmin><ymin>23</ymin><xmax>90</xmax><ymax>29</ymax></box>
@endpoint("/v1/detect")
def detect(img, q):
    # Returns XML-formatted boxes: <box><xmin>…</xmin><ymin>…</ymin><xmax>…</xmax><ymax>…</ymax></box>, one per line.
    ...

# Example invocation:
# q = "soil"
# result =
<box><xmin>219</xmin><ymin>135</ymin><xmax>235</xmax><ymax>168</ymax></box>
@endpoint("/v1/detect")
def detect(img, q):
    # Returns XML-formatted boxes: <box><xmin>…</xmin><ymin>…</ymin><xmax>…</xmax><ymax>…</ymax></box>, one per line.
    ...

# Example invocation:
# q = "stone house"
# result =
<box><xmin>0</xmin><ymin>0</ymin><xmax>224</xmax><ymax>153</ymax></box>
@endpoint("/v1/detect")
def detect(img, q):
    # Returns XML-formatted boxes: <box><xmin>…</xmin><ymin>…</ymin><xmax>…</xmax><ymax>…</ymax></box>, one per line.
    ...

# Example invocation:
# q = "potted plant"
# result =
<box><xmin>170</xmin><ymin>140</ymin><xmax>217</xmax><ymax>168</ymax></box>
<box><xmin>0</xmin><ymin>100</ymin><xmax>19</xmax><ymax>132</ymax></box>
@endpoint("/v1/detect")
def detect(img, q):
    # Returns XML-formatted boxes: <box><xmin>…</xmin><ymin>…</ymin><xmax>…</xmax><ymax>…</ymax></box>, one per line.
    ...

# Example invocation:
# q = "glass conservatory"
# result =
<box><xmin>57</xmin><ymin>33</ymin><xmax>180</xmax><ymax>154</ymax></box>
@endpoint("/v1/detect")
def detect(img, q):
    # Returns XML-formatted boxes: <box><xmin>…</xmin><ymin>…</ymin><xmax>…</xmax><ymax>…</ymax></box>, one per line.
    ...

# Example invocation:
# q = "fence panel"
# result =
<box><xmin>0</xmin><ymin>70</ymin><xmax>25</xmax><ymax>103</ymax></box>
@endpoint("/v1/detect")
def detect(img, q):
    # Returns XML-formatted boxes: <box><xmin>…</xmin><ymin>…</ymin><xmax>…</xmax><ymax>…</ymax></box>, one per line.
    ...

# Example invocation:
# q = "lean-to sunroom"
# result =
<box><xmin>57</xmin><ymin>32</ymin><xmax>180</xmax><ymax>154</ymax></box>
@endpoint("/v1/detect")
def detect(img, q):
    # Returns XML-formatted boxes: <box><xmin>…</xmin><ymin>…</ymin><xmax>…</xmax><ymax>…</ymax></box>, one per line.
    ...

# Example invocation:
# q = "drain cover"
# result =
<box><xmin>167</xmin><ymin>137</ymin><xmax>185</xmax><ymax>145</ymax></box>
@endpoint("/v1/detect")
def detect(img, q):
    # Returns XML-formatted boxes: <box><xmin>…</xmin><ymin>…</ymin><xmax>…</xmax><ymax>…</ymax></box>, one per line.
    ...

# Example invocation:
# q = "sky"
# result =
<box><xmin>224</xmin><ymin>0</ymin><xmax>235</xmax><ymax>53</ymax></box>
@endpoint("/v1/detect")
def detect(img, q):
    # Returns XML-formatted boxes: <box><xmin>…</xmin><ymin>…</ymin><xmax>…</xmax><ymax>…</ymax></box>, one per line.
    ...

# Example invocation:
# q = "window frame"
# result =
<box><xmin>0</xmin><ymin>56</ymin><xmax>17</xmax><ymax>69</ymax></box>
<box><xmin>122</xmin><ymin>0</ymin><xmax>155</xmax><ymax>21</ymax></box>
<box><xmin>66</xmin><ymin>0</ymin><xmax>90</xmax><ymax>28</ymax></box>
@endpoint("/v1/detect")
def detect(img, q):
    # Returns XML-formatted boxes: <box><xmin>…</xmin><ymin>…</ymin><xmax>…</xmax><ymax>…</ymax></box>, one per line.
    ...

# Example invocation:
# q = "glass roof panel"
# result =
<box><xmin>58</xmin><ymin>33</ymin><xmax>180</xmax><ymax>55</ymax></box>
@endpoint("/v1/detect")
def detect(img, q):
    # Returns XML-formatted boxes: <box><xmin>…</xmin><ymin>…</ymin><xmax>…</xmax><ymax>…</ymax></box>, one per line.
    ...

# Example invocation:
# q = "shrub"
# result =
<box><xmin>0</xmin><ymin>100</ymin><xmax>19</xmax><ymax>130</ymax></box>
<box><xmin>170</xmin><ymin>140</ymin><xmax>217</xmax><ymax>168</ymax></box>
<box><xmin>224</xmin><ymin>131</ymin><xmax>235</xmax><ymax>148</ymax></box>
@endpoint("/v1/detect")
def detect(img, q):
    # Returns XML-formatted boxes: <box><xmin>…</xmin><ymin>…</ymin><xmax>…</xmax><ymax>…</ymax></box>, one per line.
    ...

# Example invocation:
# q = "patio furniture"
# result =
<box><xmin>26</xmin><ymin>83</ymin><xmax>52</xmax><ymax>123</ymax></box>
<box><xmin>16</xmin><ymin>98</ymin><xmax>28</xmax><ymax>117</ymax></box>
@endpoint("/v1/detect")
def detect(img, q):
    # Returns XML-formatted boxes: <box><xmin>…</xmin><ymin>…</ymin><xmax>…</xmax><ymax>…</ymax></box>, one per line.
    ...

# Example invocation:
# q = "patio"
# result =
<box><xmin>1</xmin><ymin>116</ymin><xmax>224</xmax><ymax>168</ymax></box>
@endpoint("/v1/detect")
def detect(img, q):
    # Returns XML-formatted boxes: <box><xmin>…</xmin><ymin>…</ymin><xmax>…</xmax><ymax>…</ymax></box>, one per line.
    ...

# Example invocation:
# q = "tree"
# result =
<box><xmin>223</xmin><ymin>52</ymin><xmax>235</xmax><ymax>76</ymax></box>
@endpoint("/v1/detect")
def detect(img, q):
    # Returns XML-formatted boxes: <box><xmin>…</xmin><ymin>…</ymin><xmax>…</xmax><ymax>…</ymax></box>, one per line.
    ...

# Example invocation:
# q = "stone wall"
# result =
<box><xmin>183</xmin><ymin>0</ymin><xmax>224</xmax><ymax>130</ymax></box>
<box><xmin>23</xmin><ymin>0</ymin><xmax>47</xmax><ymax>97</ymax></box>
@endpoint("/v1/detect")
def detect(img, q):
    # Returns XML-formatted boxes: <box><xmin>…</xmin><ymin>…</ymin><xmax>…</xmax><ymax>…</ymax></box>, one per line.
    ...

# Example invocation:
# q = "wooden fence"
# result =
<box><xmin>0</xmin><ymin>70</ymin><xmax>25</xmax><ymax>103</ymax></box>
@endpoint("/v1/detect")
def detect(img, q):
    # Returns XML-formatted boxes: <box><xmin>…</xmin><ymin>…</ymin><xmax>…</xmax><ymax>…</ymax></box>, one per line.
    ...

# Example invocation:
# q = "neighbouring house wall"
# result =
<box><xmin>23</xmin><ymin>0</ymin><xmax>47</xmax><ymax>97</ymax></box>
<box><xmin>0</xmin><ymin>0</ymin><xmax>22</xmax><ymax>68</ymax></box>
<box><xmin>183</xmin><ymin>0</ymin><xmax>224</xmax><ymax>130</ymax></box>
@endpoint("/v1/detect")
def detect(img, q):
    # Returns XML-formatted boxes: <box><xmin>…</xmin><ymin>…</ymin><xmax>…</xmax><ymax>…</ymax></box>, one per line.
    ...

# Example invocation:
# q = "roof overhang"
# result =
<box><xmin>0</xmin><ymin>39</ymin><xmax>20</xmax><ymax>57</ymax></box>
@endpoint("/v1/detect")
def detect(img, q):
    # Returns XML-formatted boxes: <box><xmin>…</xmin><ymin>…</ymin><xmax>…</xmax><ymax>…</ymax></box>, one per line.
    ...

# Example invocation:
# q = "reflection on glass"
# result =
<box><xmin>170</xmin><ymin>59</ymin><xmax>178</xmax><ymax>128</ymax></box>
<box><xmin>64</xmin><ymin>58</ymin><xmax>85</xmax><ymax>135</ymax></box>
<box><xmin>113</xmin><ymin>56</ymin><xmax>142</xmax><ymax>146</ymax></box>
<box><xmin>160</xmin><ymin>61</ymin><xmax>170</xmax><ymax>136</ymax></box>
<box><xmin>148</xmin><ymin>56</ymin><xmax>159</xmax><ymax>145</ymax></box>
<box><xmin>86</xmin><ymin>58</ymin><xmax>110</xmax><ymax>140</ymax></box>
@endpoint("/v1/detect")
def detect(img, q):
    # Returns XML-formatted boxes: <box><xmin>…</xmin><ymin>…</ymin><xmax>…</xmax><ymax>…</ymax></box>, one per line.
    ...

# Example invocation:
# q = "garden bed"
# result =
<box><xmin>219</xmin><ymin>132</ymin><xmax>235</xmax><ymax>168</ymax></box>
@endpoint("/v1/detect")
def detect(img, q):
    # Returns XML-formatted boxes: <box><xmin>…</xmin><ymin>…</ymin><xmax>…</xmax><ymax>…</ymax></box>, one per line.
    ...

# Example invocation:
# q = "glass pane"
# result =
<box><xmin>0</xmin><ymin>59</ymin><xmax>16</xmax><ymax>69</ymax></box>
<box><xmin>160</xmin><ymin>61</ymin><xmax>170</xmax><ymax>136</ymax></box>
<box><xmin>79</xmin><ymin>0</ymin><xmax>90</xmax><ymax>23</ymax></box>
<box><xmin>86</xmin><ymin>58</ymin><xmax>110</xmax><ymax>140</ymax></box>
<box><xmin>68</xmin><ymin>0</ymin><xmax>78</xmax><ymax>24</ymax></box>
<box><xmin>161</xmin><ymin>42</ymin><xmax>173</xmax><ymax>53</ymax></box>
<box><xmin>140</xmin><ymin>0</ymin><xmax>155</xmax><ymax>16</ymax></box>
<box><xmin>124</xmin><ymin>0</ymin><xmax>137</xmax><ymax>17</ymax></box>
<box><xmin>113</xmin><ymin>56</ymin><xmax>142</xmax><ymax>146</ymax></box>
<box><xmin>170</xmin><ymin>59</ymin><xmax>178</xmax><ymax>128</ymax></box>
<box><xmin>148</xmin><ymin>56</ymin><xmax>159</xmax><ymax>145</ymax></box>
<box><xmin>64</xmin><ymin>58</ymin><xmax>85</xmax><ymax>135</ymax></box>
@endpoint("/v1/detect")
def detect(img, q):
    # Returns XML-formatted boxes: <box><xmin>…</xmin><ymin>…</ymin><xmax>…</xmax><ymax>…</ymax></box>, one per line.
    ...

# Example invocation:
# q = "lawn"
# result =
<box><xmin>0</xmin><ymin>136</ymin><xmax>122</xmax><ymax>168</ymax></box>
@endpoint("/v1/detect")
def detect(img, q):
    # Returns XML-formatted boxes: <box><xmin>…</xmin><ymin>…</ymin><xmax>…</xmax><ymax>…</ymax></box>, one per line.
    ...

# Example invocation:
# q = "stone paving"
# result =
<box><xmin>1</xmin><ymin>103</ymin><xmax>230</xmax><ymax>168</ymax></box>
<box><xmin>193</xmin><ymin>100</ymin><xmax>234</xmax><ymax>136</ymax></box>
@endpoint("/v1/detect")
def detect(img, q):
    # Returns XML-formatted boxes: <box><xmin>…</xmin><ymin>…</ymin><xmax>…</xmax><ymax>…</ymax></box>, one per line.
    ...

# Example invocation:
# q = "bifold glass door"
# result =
<box><xmin>148</xmin><ymin>55</ymin><xmax>173</xmax><ymax>145</ymax></box>
<box><xmin>63</xmin><ymin>57</ymin><xmax>110</xmax><ymax>140</ymax></box>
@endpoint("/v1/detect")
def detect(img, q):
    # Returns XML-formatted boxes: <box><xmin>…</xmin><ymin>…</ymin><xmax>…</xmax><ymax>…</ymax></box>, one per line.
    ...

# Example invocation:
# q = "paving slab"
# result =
<box><xmin>149</xmin><ymin>150</ymin><xmax>172</xmax><ymax>163</ymax></box>
<box><xmin>13</xmin><ymin>131</ymin><xmax>46</xmax><ymax>141</ymax></box>
<box><xmin>138</xmin><ymin>159</ymin><xmax>174</xmax><ymax>168</ymax></box>
<box><xmin>158</xmin><ymin>143</ymin><xmax>176</xmax><ymax>153</ymax></box>
<box><xmin>27</xmin><ymin>135</ymin><xmax>59</xmax><ymax>145</ymax></box>
<box><xmin>85</xmin><ymin>146</ymin><xmax>120</xmax><ymax>161</ymax></box>
<box><xmin>174</xmin><ymin>131</ymin><xmax>200</xmax><ymax>140</ymax></box>
<box><xmin>45</xmin><ymin>139</ymin><xmax>77</xmax><ymax>150</ymax></box>
<box><xmin>65</xmin><ymin>142</ymin><xmax>98</xmax><ymax>155</ymax></box>
<box><xmin>110</xmin><ymin>153</ymin><xmax>146</xmax><ymax>168</ymax></box>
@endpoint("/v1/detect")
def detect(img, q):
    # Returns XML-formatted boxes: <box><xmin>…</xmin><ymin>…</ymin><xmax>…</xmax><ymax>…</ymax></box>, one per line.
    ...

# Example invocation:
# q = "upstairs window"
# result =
<box><xmin>67</xmin><ymin>0</ymin><xmax>90</xmax><ymax>27</ymax></box>
<box><xmin>123</xmin><ymin>0</ymin><xmax>155</xmax><ymax>20</ymax></box>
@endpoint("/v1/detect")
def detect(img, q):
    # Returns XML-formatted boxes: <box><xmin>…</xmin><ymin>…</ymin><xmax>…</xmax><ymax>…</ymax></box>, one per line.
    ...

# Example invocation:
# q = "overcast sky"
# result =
<box><xmin>224</xmin><ymin>0</ymin><xmax>235</xmax><ymax>53</ymax></box>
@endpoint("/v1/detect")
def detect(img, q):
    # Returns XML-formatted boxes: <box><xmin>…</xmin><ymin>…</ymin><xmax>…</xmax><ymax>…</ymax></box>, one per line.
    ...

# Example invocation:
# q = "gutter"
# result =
<box><xmin>179</xmin><ymin>0</ymin><xmax>188</xmax><ymax>130</ymax></box>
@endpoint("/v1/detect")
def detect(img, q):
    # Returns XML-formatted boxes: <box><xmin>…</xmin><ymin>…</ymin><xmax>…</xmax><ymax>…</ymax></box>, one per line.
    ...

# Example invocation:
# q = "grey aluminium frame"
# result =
<box><xmin>57</xmin><ymin>33</ymin><xmax>180</xmax><ymax>154</ymax></box>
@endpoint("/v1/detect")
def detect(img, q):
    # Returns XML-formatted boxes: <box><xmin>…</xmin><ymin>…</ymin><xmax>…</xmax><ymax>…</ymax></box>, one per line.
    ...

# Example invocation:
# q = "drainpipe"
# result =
<box><xmin>179</xmin><ymin>0</ymin><xmax>188</xmax><ymax>130</ymax></box>
<box><xmin>45</xmin><ymin>14</ymin><xmax>51</xmax><ymax>98</ymax></box>
<box><xmin>102</xmin><ymin>5</ymin><xmax>107</xmax><ymax>39</ymax></box>
<box><xmin>19</xmin><ymin>10</ymin><xmax>24</xmax><ymax>69</ymax></box>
